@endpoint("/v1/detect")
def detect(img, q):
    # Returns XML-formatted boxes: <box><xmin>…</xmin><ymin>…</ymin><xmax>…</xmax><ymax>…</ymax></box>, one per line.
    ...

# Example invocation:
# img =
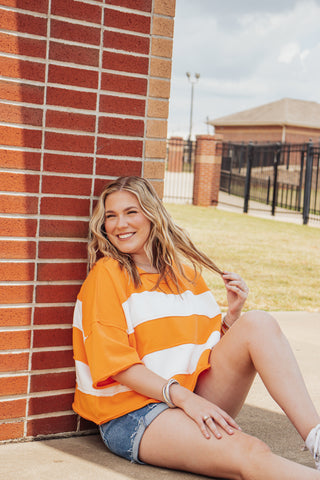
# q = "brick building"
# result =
<box><xmin>0</xmin><ymin>0</ymin><xmax>176</xmax><ymax>442</ymax></box>
<box><xmin>208</xmin><ymin>98</ymin><xmax>320</xmax><ymax>144</ymax></box>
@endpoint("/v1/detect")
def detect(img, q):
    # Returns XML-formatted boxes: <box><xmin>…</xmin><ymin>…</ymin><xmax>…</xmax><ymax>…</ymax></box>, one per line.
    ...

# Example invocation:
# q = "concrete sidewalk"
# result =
<box><xmin>1</xmin><ymin>312</ymin><xmax>320</xmax><ymax>479</ymax></box>
<box><xmin>218</xmin><ymin>191</ymin><xmax>320</xmax><ymax>227</ymax></box>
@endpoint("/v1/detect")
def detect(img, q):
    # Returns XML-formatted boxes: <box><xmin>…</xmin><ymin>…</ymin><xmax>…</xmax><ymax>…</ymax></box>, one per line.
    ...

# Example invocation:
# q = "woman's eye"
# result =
<box><xmin>105</xmin><ymin>214</ymin><xmax>115</xmax><ymax>219</ymax></box>
<box><xmin>128</xmin><ymin>210</ymin><xmax>137</xmax><ymax>215</ymax></box>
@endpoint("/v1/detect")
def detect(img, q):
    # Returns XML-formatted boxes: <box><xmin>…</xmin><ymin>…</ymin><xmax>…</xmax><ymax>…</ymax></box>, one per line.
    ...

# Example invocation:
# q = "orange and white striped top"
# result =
<box><xmin>72</xmin><ymin>257</ymin><xmax>221</xmax><ymax>425</ymax></box>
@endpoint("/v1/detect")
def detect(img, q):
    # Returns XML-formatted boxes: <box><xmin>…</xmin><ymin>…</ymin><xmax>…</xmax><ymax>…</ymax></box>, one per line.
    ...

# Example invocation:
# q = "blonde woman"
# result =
<box><xmin>73</xmin><ymin>176</ymin><xmax>320</xmax><ymax>479</ymax></box>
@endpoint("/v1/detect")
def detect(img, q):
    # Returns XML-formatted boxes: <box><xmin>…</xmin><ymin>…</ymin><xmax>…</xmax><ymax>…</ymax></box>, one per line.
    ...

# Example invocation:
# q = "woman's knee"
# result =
<box><xmin>239</xmin><ymin>310</ymin><xmax>282</xmax><ymax>339</ymax></box>
<box><xmin>238</xmin><ymin>435</ymin><xmax>272</xmax><ymax>480</ymax></box>
<box><xmin>216</xmin><ymin>434</ymin><xmax>271</xmax><ymax>480</ymax></box>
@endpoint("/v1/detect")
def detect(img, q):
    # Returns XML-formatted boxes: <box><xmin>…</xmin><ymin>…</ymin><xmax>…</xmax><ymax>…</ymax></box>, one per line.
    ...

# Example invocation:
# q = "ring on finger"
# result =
<box><xmin>203</xmin><ymin>415</ymin><xmax>211</xmax><ymax>423</ymax></box>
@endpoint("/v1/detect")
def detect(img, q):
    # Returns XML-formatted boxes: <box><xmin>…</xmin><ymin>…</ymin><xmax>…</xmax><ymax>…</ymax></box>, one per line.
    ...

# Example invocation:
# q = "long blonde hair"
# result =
<box><xmin>88</xmin><ymin>176</ymin><xmax>223</xmax><ymax>289</ymax></box>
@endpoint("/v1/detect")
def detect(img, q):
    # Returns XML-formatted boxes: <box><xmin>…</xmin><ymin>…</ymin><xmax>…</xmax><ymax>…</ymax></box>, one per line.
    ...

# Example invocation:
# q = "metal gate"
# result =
<box><xmin>163</xmin><ymin>138</ymin><xmax>195</xmax><ymax>204</ymax></box>
<box><xmin>219</xmin><ymin>142</ymin><xmax>320</xmax><ymax>225</ymax></box>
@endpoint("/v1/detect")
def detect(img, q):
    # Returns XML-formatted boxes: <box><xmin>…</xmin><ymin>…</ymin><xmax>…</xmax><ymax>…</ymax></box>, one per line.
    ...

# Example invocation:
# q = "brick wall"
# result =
<box><xmin>214</xmin><ymin>126</ymin><xmax>284</xmax><ymax>143</ymax></box>
<box><xmin>0</xmin><ymin>0</ymin><xmax>175</xmax><ymax>442</ymax></box>
<box><xmin>215</xmin><ymin>125</ymin><xmax>320</xmax><ymax>144</ymax></box>
<box><xmin>285</xmin><ymin>126</ymin><xmax>320</xmax><ymax>144</ymax></box>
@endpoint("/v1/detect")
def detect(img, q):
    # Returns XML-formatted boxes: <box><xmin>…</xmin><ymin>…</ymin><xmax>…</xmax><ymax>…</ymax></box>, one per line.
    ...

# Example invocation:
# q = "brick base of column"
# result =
<box><xmin>193</xmin><ymin>135</ymin><xmax>223</xmax><ymax>206</ymax></box>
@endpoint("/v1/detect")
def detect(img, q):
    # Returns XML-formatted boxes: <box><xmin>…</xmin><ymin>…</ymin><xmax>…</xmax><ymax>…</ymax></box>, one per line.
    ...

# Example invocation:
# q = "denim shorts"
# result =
<box><xmin>99</xmin><ymin>402</ymin><xmax>169</xmax><ymax>464</ymax></box>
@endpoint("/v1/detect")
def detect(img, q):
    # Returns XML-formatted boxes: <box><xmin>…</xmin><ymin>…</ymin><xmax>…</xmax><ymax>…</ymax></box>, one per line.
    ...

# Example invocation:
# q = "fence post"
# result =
<box><xmin>228</xmin><ymin>142</ymin><xmax>232</xmax><ymax>194</ymax></box>
<box><xmin>193</xmin><ymin>135</ymin><xmax>223</xmax><ymax>206</ymax></box>
<box><xmin>297</xmin><ymin>147</ymin><xmax>305</xmax><ymax>210</ymax></box>
<box><xmin>303</xmin><ymin>141</ymin><xmax>313</xmax><ymax>225</ymax></box>
<box><xmin>243</xmin><ymin>142</ymin><xmax>253</xmax><ymax>213</ymax></box>
<box><xmin>271</xmin><ymin>144</ymin><xmax>281</xmax><ymax>216</ymax></box>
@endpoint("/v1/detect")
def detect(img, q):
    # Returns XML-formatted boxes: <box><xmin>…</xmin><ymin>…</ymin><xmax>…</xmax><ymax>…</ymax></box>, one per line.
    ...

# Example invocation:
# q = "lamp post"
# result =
<box><xmin>186</xmin><ymin>72</ymin><xmax>200</xmax><ymax>168</ymax></box>
<box><xmin>186</xmin><ymin>72</ymin><xmax>200</xmax><ymax>141</ymax></box>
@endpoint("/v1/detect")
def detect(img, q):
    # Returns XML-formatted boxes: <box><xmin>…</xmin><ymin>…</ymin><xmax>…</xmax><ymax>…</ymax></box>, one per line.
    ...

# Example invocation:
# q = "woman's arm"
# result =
<box><xmin>113</xmin><ymin>364</ymin><xmax>241</xmax><ymax>439</ymax></box>
<box><xmin>112</xmin><ymin>364</ymin><xmax>166</xmax><ymax>402</ymax></box>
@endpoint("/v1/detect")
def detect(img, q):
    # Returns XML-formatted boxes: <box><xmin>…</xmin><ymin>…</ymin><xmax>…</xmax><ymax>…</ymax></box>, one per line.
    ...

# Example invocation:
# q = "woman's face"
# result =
<box><xmin>104</xmin><ymin>190</ymin><xmax>151</xmax><ymax>263</ymax></box>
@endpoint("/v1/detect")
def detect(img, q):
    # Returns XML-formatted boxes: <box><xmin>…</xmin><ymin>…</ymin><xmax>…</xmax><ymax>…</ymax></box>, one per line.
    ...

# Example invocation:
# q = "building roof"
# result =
<box><xmin>208</xmin><ymin>98</ymin><xmax>320</xmax><ymax>129</ymax></box>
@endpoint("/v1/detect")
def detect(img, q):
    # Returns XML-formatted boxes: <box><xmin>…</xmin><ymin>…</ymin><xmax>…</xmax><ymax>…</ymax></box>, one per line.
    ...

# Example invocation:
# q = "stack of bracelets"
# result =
<box><xmin>221</xmin><ymin>315</ymin><xmax>232</xmax><ymax>336</ymax></box>
<box><xmin>162</xmin><ymin>378</ymin><xmax>179</xmax><ymax>408</ymax></box>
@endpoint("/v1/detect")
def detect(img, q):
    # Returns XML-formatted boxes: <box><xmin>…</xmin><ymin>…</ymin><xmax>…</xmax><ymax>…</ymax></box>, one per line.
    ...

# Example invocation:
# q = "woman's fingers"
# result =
<box><xmin>183</xmin><ymin>389</ymin><xmax>242</xmax><ymax>440</ymax></box>
<box><xmin>199</xmin><ymin>417</ymin><xmax>212</xmax><ymax>439</ymax></box>
<box><xmin>226</xmin><ymin>284</ymin><xmax>248</xmax><ymax>297</ymax></box>
<box><xmin>223</xmin><ymin>273</ymin><xmax>249</xmax><ymax>301</ymax></box>
<box><xmin>219</xmin><ymin>409</ymin><xmax>242</xmax><ymax>431</ymax></box>
<box><xmin>224</xmin><ymin>274</ymin><xmax>248</xmax><ymax>291</ymax></box>
<box><xmin>203</xmin><ymin>416</ymin><xmax>222</xmax><ymax>439</ymax></box>
<box><xmin>198</xmin><ymin>409</ymin><xmax>241</xmax><ymax>439</ymax></box>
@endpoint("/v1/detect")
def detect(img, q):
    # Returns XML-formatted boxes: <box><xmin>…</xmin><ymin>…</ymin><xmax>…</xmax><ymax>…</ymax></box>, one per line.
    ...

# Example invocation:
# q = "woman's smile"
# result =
<box><xmin>117</xmin><ymin>232</ymin><xmax>135</xmax><ymax>239</ymax></box>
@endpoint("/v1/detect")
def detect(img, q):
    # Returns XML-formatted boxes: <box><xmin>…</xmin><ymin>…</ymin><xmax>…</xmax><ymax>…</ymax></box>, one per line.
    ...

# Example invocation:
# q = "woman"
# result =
<box><xmin>73</xmin><ymin>176</ymin><xmax>320</xmax><ymax>479</ymax></box>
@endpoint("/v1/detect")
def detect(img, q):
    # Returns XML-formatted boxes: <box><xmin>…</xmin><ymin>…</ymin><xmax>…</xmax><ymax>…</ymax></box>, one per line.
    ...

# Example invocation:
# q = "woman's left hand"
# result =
<box><xmin>222</xmin><ymin>272</ymin><xmax>249</xmax><ymax>324</ymax></box>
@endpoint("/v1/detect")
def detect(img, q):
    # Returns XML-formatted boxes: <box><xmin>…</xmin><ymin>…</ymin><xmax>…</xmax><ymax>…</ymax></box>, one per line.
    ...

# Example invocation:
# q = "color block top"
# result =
<box><xmin>72</xmin><ymin>257</ymin><xmax>221</xmax><ymax>425</ymax></box>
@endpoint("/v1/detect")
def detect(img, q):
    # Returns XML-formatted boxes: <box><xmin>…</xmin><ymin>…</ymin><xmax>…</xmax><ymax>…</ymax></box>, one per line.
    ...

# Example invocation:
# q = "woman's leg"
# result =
<box><xmin>139</xmin><ymin>407</ymin><xmax>320</xmax><ymax>479</ymax></box>
<box><xmin>195</xmin><ymin>310</ymin><xmax>320</xmax><ymax>441</ymax></box>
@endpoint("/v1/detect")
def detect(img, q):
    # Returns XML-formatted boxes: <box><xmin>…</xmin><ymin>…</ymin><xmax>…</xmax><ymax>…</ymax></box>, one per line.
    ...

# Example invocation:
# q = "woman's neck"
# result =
<box><xmin>133</xmin><ymin>256</ymin><xmax>159</xmax><ymax>273</ymax></box>
<box><xmin>136</xmin><ymin>263</ymin><xmax>159</xmax><ymax>274</ymax></box>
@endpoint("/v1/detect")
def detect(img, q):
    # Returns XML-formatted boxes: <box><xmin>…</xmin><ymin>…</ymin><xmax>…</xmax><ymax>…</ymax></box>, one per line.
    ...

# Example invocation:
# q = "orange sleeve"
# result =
<box><xmin>80</xmin><ymin>260</ymin><xmax>143</xmax><ymax>388</ymax></box>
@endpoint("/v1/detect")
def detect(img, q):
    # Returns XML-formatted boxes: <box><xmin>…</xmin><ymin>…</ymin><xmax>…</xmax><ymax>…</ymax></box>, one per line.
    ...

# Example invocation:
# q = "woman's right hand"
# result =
<box><xmin>170</xmin><ymin>383</ymin><xmax>241</xmax><ymax>440</ymax></box>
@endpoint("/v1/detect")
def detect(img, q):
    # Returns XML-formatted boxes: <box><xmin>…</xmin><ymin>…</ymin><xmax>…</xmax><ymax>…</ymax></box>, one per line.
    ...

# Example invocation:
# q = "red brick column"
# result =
<box><xmin>0</xmin><ymin>0</ymin><xmax>176</xmax><ymax>443</ymax></box>
<box><xmin>167</xmin><ymin>136</ymin><xmax>184</xmax><ymax>171</ymax></box>
<box><xmin>193</xmin><ymin>135</ymin><xmax>223</xmax><ymax>206</ymax></box>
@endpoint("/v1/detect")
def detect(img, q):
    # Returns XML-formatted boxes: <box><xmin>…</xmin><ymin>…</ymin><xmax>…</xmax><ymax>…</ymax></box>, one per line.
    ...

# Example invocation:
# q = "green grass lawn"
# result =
<box><xmin>165</xmin><ymin>204</ymin><xmax>320</xmax><ymax>312</ymax></box>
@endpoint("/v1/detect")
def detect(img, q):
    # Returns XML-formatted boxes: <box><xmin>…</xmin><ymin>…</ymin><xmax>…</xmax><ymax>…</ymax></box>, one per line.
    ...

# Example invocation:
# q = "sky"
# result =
<box><xmin>167</xmin><ymin>0</ymin><xmax>320</xmax><ymax>139</ymax></box>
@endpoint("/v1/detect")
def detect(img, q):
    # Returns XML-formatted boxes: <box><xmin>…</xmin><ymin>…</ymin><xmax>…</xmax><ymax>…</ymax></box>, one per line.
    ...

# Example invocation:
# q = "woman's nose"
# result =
<box><xmin>116</xmin><ymin>214</ymin><xmax>128</xmax><ymax>228</ymax></box>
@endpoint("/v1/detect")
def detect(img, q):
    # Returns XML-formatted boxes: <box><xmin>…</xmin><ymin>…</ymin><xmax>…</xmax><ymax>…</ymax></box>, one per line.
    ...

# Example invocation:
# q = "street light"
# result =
<box><xmin>186</xmin><ymin>72</ymin><xmax>200</xmax><ymax>140</ymax></box>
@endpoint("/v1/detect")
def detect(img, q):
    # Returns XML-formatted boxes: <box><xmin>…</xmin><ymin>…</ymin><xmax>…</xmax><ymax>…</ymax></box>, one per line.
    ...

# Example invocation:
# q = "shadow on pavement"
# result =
<box><xmin>41</xmin><ymin>404</ymin><xmax>314</xmax><ymax>479</ymax></box>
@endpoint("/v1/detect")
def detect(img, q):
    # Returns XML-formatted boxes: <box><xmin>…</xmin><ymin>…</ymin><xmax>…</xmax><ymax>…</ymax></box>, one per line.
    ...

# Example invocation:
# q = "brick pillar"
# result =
<box><xmin>0</xmin><ymin>0</ymin><xmax>176</xmax><ymax>443</ymax></box>
<box><xmin>193</xmin><ymin>135</ymin><xmax>223</xmax><ymax>206</ymax></box>
<box><xmin>167</xmin><ymin>137</ymin><xmax>184</xmax><ymax>172</ymax></box>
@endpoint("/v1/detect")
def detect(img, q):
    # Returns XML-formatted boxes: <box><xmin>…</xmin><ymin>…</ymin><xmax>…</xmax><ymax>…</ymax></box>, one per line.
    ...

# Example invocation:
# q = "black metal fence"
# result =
<box><xmin>219</xmin><ymin>141</ymin><xmax>320</xmax><ymax>225</ymax></box>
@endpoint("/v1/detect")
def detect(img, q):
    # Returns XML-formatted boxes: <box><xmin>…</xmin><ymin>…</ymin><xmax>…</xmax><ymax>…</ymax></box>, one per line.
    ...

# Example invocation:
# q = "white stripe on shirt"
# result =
<box><xmin>73</xmin><ymin>299</ymin><xmax>82</xmax><ymax>330</ymax></box>
<box><xmin>75</xmin><ymin>360</ymin><xmax>131</xmax><ymax>397</ymax></box>
<box><xmin>142</xmin><ymin>330</ymin><xmax>220</xmax><ymax>379</ymax></box>
<box><xmin>123</xmin><ymin>289</ymin><xmax>220</xmax><ymax>334</ymax></box>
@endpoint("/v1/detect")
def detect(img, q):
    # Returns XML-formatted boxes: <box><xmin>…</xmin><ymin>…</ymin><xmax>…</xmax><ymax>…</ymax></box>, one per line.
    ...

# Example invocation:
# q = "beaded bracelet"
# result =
<box><xmin>221</xmin><ymin>315</ymin><xmax>232</xmax><ymax>335</ymax></box>
<box><xmin>162</xmin><ymin>378</ymin><xmax>179</xmax><ymax>408</ymax></box>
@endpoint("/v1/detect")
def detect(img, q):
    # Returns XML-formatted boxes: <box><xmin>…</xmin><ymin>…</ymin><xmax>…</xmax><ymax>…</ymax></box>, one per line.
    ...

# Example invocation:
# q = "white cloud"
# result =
<box><xmin>300</xmin><ymin>49</ymin><xmax>310</xmax><ymax>62</ymax></box>
<box><xmin>168</xmin><ymin>0</ymin><xmax>320</xmax><ymax>138</ymax></box>
<box><xmin>278</xmin><ymin>42</ymin><xmax>301</xmax><ymax>64</ymax></box>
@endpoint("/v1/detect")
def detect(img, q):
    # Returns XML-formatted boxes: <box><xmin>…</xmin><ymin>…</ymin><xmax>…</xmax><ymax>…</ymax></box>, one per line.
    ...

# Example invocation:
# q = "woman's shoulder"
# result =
<box><xmin>78</xmin><ymin>256</ymin><xmax>127</xmax><ymax>299</ymax></box>
<box><xmin>178</xmin><ymin>264</ymin><xmax>209</xmax><ymax>292</ymax></box>
<box><xmin>84</xmin><ymin>256</ymin><xmax>124</xmax><ymax>285</ymax></box>
<box><xmin>93</xmin><ymin>256</ymin><xmax>120</xmax><ymax>272</ymax></box>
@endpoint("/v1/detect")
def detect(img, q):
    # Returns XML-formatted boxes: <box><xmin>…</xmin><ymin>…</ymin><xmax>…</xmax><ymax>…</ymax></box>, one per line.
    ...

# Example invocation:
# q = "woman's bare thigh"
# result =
<box><xmin>195</xmin><ymin>314</ymin><xmax>258</xmax><ymax>418</ymax></box>
<box><xmin>139</xmin><ymin>407</ymin><xmax>267</xmax><ymax>479</ymax></box>
<box><xmin>139</xmin><ymin>408</ymin><xmax>320</xmax><ymax>480</ymax></box>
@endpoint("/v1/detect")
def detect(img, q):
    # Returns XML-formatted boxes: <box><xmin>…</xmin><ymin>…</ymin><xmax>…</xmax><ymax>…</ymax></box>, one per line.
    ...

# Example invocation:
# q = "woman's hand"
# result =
<box><xmin>171</xmin><ymin>384</ymin><xmax>241</xmax><ymax>439</ymax></box>
<box><xmin>114</xmin><ymin>365</ymin><xmax>241</xmax><ymax>440</ymax></box>
<box><xmin>222</xmin><ymin>272</ymin><xmax>249</xmax><ymax>325</ymax></box>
